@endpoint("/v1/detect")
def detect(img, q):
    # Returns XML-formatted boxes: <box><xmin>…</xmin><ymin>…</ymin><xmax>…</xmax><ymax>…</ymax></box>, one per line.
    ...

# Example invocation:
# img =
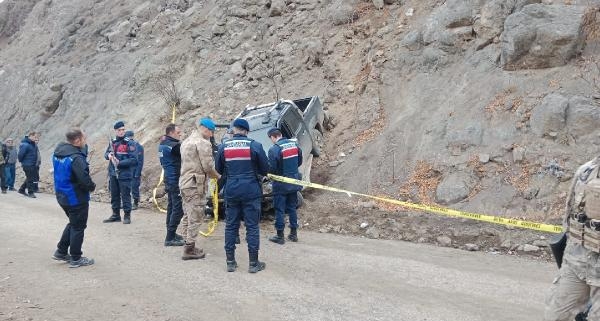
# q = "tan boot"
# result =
<box><xmin>182</xmin><ymin>242</ymin><xmax>206</xmax><ymax>260</ymax></box>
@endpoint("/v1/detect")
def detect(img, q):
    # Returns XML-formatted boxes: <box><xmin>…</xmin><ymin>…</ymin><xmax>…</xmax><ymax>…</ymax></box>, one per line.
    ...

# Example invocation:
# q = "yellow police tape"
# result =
<box><xmin>152</xmin><ymin>104</ymin><xmax>178</xmax><ymax>213</ymax></box>
<box><xmin>199</xmin><ymin>178</ymin><xmax>219</xmax><ymax>237</ymax></box>
<box><xmin>267</xmin><ymin>174</ymin><xmax>563</xmax><ymax>234</ymax></box>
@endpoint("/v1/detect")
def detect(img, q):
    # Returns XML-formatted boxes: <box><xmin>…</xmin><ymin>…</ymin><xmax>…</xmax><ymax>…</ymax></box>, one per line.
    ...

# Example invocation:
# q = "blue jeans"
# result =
<box><xmin>110</xmin><ymin>176</ymin><xmax>132</xmax><ymax>214</ymax></box>
<box><xmin>4</xmin><ymin>163</ymin><xmax>15</xmax><ymax>189</ymax></box>
<box><xmin>224</xmin><ymin>198</ymin><xmax>261</xmax><ymax>254</ymax></box>
<box><xmin>131</xmin><ymin>176</ymin><xmax>141</xmax><ymax>201</ymax></box>
<box><xmin>165</xmin><ymin>184</ymin><xmax>183</xmax><ymax>237</ymax></box>
<box><xmin>273</xmin><ymin>192</ymin><xmax>298</xmax><ymax>231</ymax></box>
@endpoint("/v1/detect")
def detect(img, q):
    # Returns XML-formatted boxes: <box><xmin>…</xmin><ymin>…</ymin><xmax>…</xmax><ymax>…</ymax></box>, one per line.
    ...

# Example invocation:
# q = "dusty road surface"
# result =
<box><xmin>0</xmin><ymin>192</ymin><xmax>555</xmax><ymax>321</ymax></box>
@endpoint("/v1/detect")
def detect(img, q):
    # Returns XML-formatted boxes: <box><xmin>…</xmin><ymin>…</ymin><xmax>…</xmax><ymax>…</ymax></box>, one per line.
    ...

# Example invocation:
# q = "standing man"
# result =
<box><xmin>103</xmin><ymin>121</ymin><xmax>138</xmax><ymax>224</ymax></box>
<box><xmin>266</xmin><ymin>128</ymin><xmax>303</xmax><ymax>244</ymax></box>
<box><xmin>5</xmin><ymin>138</ymin><xmax>17</xmax><ymax>191</ymax></box>
<box><xmin>178</xmin><ymin>118</ymin><xmax>220</xmax><ymax>260</ymax></box>
<box><xmin>0</xmin><ymin>141</ymin><xmax>7</xmax><ymax>193</ymax></box>
<box><xmin>545</xmin><ymin>157</ymin><xmax>600</xmax><ymax>321</ymax></box>
<box><xmin>51</xmin><ymin>128</ymin><xmax>96</xmax><ymax>268</ymax></box>
<box><xmin>216</xmin><ymin>118</ymin><xmax>269</xmax><ymax>273</ymax></box>
<box><xmin>17</xmin><ymin>131</ymin><xmax>39</xmax><ymax>198</ymax></box>
<box><xmin>158</xmin><ymin>124</ymin><xmax>185</xmax><ymax>247</ymax></box>
<box><xmin>125</xmin><ymin>130</ymin><xmax>144</xmax><ymax>210</ymax></box>
<box><xmin>32</xmin><ymin>133</ymin><xmax>41</xmax><ymax>193</ymax></box>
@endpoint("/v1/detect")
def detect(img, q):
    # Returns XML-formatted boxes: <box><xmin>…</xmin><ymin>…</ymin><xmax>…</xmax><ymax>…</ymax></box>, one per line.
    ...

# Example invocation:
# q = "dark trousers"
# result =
<box><xmin>165</xmin><ymin>184</ymin><xmax>184</xmax><ymax>238</ymax></box>
<box><xmin>18</xmin><ymin>165</ymin><xmax>36</xmax><ymax>195</ymax></box>
<box><xmin>224</xmin><ymin>198</ymin><xmax>261</xmax><ymax>254</ymax></box>
<box><xmin>110</xmin><ymin>175</ymin><xmax>132</xmax><ymax>214</ymax></box>
<box><xmin>5</xmin><ymin>163</ymin><xmax>15</xmax><ymax>189</ymax></box>
<box><xmin>273</xmin><ymin>192</ymin><xmax>298</xmax><ymax>231</ymax></box>
<box><xmin>33</xmin><ymin>166</ymin><xmax>40</xmax><ymax>192</ymax></box>
<box><xmin>57</xmin><ymin>203</ymin><xmax>89</xmax><ymax>261</ymax></box>
<box><xmin>0</xmin><ymin>164</ymin><xmax>6</xmax><ymax>191</ymax></box>
<box><xmin>131</xmin><ymin>176</ymin><xmax>141</xmax><ymax>202</ymax></box>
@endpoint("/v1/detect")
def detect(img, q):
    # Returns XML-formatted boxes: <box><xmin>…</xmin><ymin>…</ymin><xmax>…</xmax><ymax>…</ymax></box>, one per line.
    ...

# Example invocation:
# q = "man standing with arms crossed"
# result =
<box><xmin>158</xmin><ymin>124</ymin><xmax>185</xmax><ymax>247</ymax></box>
<box><xmin>179</xmin><ymin>118</ymin><xmax>220</xmax><ymax>260</ymax></box>
<box><xmin>4</xmin><ymin>138</ymin><xmax>17</xmax><ymax>191</ymax></box>
<box><xmin>17</xmin><ymin>132</ymin><xmax>39</xmax><ymax>198</ymax></box>
<box><xmin>51</xmin><ymin>128</ymin><xmax>96</xmax><ymax>268</ymax></box>
<box><xmin>216</xmin><ymin>118</ymin><xmax>269</xmax><ymax>273</ymax></box>
<box><xmin>103</xmin><ymin>121</ymin><xmax>138</xmax><ymax>224</ymax></box>
<box><xmin>266</xmin><ymin>128</ymin><xmax>303</xmax><ymax>244</ymax></box>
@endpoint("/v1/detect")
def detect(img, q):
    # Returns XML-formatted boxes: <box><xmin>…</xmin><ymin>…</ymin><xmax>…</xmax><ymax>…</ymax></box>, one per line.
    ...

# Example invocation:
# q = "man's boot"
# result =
<box><xmin>103</xmin><ymin>213</ymin><xmax>121</xmax><ymax>223</ymax></box>
<box><xmin>132</xmin><ymin>199</ymin><xmax>139</xmax><ymax>210</ymax></box>
<box><xmin>182</xmin><ymin>242</ymin><xmax>205</xmax><ymax>260</ymax></box>
<box><xmin>226</xmin><ymin>252</ymin><xmax>237</xmax><ymax>272</ymax></box>
<box><xmin>248</xmin><ymin>252</ymin><xmax>266</xmax><ymax>273</ymax></box>
<box><xmin>164</xmin><ymin>231</ymin><xmax>184</xmax><ymax>246</ymax></box>
<box><xmin>287</xmin><ymin>228</ymin><xmax>298</xmax><ymax>242</ymax></box>
<box><xmin>123</xmin><ymin>213</ymin><xmax>131</xmax><ymax>224</ymax></box>
<box><xmin>269</xmin><ymin>230</ymin><xmax>285</xmax><ymax>245</ymax></box>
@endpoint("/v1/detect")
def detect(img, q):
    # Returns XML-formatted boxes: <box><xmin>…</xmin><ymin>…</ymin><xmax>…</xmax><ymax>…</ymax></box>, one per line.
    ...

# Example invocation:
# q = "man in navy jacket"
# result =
<box><xmin>125</xmin><ymin>130</ymin><xmax>144</xmax><ymax>210</ymax></box>
<box><xmin>52</xmin><ymin>128</ymin><xmax>96</xmax><ymax>268</ymax></box>
<box><xmin>17</xmin><ymin>132</ymin><xmax>39</xmax><ymax>198</ymax></box>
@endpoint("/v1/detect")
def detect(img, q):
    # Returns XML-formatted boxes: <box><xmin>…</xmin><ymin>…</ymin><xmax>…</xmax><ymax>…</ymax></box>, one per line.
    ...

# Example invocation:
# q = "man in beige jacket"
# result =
<box><xmin>178</xmin><ymin>118</ymin><xmax>220</xmax><ymax>260</ymax></box>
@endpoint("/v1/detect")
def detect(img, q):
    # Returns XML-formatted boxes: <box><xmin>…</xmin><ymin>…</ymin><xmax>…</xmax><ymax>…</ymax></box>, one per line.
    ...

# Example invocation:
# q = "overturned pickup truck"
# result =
<box><xmin>206</xmin><ymin>96</ymin><xmax>326</xmax><ymax>216</ymax></box>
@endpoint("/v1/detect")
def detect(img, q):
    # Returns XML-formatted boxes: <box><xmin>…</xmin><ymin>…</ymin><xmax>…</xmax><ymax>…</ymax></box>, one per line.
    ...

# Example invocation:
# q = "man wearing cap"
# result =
<box><xmin>4</xmin><ymin>138</ymin><xmax>17</xmax><ymax>191</ymax></box>
<box><xmin>158</xmin><ymin>123</ymin><xmax>185</xmax><ymax>247</ymax></box>
<box><xmin>266</xmin><ymin>128</ymin><xmax>303</xmax><ymax>244</ymax></box>
<box><xmin>125</xmin><ymin>130</ymin><xmax>144</xmax><ymax>210</ymax></box>
<box><xmin>178</xmin><ymin>118</ymin><xmax>220</xmax><ymax>260</ymax></box>
<box><xmin>103</xmin><ymin>121</ymin><xmax>138</xmax><ymax>224</ymax></box>
<box><xmin>17</xmin><ymin>131</ymin><xmax>39</xmax><ymax>198</ymax></box>
<box><xmin>216</xmin><ymin>118</ymin><xmax>269</xmax><ymax>273</ymax></box>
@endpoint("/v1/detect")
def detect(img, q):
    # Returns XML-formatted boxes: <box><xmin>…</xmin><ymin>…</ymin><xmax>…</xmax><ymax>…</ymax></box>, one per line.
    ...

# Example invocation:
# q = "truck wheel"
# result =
<box><xmin>296</xmin><ymin>191</ymin><xmax>304</xmax><ymax>208</ymax></box>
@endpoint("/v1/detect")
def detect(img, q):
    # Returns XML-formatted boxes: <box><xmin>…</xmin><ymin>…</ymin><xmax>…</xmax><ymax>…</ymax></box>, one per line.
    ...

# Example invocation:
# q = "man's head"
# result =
<box><xmin>267</xmin><ymin>127</ymin><xmax>282</xmax><ymax>144</ymax></box>
<box><xmin>125</xmin><ymin>130</ymin><xmax>134</xmax><ymax>139</ymax></box>
<box><xmin>5</xmin><ymin>138</ymin><xmax>13</xmax><ymax>147</ymax></box>
<box><xmin>198</xmin><ymin>117</ymin><xmax>216</xmax><ymax>139</ymax></box>
<box><xmin>114</xmin><ymin>121</ymin><xmax>126</xmax><ymax>138</ymax></box>
<box><xmin>232</xmin><ymin>118</ymin><xmax>250</xmax><ymax>135</ymax></box>
<box><xmin>27</xmin><ymin>131</ymin><xmax>39</xmax><ymax>143</ymax></box>
<box><xmin>165</xmin><ymin>123</ymin><xmax>182</xmax><ymax>140</ymax></box>
<box><xmin>65</xmin><ymin>128</ymin><xmax>86</xmax><ymax>148</ymax></box>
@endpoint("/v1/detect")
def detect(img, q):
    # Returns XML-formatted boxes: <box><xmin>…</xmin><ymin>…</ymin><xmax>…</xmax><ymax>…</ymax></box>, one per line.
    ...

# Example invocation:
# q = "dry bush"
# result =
<box><xmin>153</xmin><ymin>69</ymin><xmax>181</xmax><ymax>110</ymax></box>
<box><xmin>399</xmin><ymin>161</ymin><xmax>442</xmax><ymax>204</ymax></box>
<box><xmin>354</xmin><ymin>104</ymin><xmax>386</xmax><ymax>146</ymax></box>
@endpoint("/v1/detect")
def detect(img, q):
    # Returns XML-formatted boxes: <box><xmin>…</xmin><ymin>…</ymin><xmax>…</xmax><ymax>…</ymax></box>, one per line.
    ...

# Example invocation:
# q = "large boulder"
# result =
<box><xmin>566</xmin><ymin>96</ymin><xmax>600</xmax><ymax>139</ymax></box>
<box><xmin>473</xmin><ymin>0</ymin><xmax>541</xmax><ymax>42</ymax></box>
<box><xmin>500</xmin><ymin>4</ymin><xmax>590</xmax><ymax>70</ymax></box>
<box><xmin>529</xmin><ymin>93</ymin><xmax>568</xmax><ymax>137</ymax></box>
<box><xmin>422</xmin><ymin>0</ymin><xmax>485</xmax><ymax>45</ymax></box>
<box><xmin>436</xmin><ymin>172</ymin><xmax>477</xmax><ymax>205</ymax></box>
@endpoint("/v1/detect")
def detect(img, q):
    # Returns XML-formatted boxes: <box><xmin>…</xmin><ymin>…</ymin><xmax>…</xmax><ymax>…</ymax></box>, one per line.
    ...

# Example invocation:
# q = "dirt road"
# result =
<box><xmin>0</xmin><ymin>192</ymin><xmax>555</xmax><ymax>321</ymax></box>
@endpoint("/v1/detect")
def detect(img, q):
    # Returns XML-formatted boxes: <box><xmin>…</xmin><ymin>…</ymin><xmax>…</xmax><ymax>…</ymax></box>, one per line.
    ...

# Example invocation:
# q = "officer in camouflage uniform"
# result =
<box><xmin>545</xmin><ymin>158</ymin><xmax>600</xmax><ymax>321</ymax></box>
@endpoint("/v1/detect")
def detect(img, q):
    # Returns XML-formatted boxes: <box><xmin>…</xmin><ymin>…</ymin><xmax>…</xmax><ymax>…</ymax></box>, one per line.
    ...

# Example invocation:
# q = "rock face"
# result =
<box><xmin>500</xmin><ymin>4</ymin><xmax>590</xmax><ymax>70</ymax></box>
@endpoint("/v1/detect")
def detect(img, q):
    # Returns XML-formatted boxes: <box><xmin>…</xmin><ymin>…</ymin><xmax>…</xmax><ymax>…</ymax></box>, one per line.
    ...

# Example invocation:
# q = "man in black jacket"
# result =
<box><xmin>51</xmin><ymin>128</ymin><xmax>96</xmax><ymax>268</ymax></box>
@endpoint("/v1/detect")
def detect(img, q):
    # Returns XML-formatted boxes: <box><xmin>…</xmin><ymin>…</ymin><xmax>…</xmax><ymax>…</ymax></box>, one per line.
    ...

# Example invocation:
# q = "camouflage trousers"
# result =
<box><xmin>178</xmin><ymin>188</ymin><xmax>204</xmax><ymax>244</ymax></box>
<box><xmin>544</xmin><ymin>247</ymin><xmax>600</xmax><ymax>321</ymax></box>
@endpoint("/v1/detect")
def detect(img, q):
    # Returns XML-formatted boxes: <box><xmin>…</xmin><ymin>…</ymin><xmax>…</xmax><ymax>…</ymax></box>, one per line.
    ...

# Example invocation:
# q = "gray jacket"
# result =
<box><xmin>6</xmin><ymin>146</ymin><xmax>17</xmax><ymax>164</ymax></box>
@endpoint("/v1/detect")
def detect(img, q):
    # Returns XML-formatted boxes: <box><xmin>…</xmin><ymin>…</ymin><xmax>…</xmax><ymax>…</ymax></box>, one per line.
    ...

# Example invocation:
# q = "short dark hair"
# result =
<box><xmin>66</xmin><ymin>128</ymin><xmax>84</xmax><ymax>143</ymax></box>
<box><xmin>165</xmin><ymin>123</ymin><xmax>178</xmax><ymax>136</ymax></box>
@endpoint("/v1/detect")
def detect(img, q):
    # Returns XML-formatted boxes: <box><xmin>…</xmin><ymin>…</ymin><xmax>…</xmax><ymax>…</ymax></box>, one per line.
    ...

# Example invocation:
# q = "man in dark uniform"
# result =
<box><xmin>51</xmin><ymin>128</ymin><xmax>96</xmax><ymax>268</ymax></box>
<box><xmin>266</xmin><ymin>128</ymin><xmax>303</xmax><ymax>244</ymax></box>
<box><xmin>125</xmin><ymin>130</ymin><xmax>144</xmax><ymax>210</ymax></box>
<box><xmin>158</xmin><ymin>124</ymin><xmax>185</xmax><ymax>247</ymax></box>
<box><xmin>103</xmin><ymin>121</ymin><xmax>138</xmax><ymax>224</ymax></box>
<box><xmin>215</xmin><ymin>118</ymin><xmax>269</xmax><ymax>273</ymax></box>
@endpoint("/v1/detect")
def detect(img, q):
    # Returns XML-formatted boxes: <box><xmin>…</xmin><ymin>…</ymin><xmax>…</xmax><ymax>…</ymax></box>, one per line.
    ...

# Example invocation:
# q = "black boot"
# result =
<box><xmin>132</xmin><ymin>199</ymin><xmax>139</xmax><ymax>210</ymax></box>
<box><xmin>103</xmin><ymin>213</ymin><xmax>121</xmax><ymax>223</ymax></box>
<box><xmin>226</xmin><ymin>252</ymin><xmax>237</xmax><ymax>272</ymax></box>
<box><xmin>248</xmin><ymin>252</ymin><xmax>266</xmax><ymax>273</ymax></box>
<box><xmin>269</xmin><ymin>230</ymin><xmax>285</xmax><ymax>245</ymax></box>
<box><xmin>287</xmin><ymin>228</ymin><xmax>298</xmax><ymax>242</ymax></box>
<box><xmin>123</xmin><ymin>213</ymin><xmax>131</xmax><ymax>224</ymax></box>
<box><xmin>164</xmin><ymin>231</ymin><xmax>184</xmax><ymax>246</ymax></box>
